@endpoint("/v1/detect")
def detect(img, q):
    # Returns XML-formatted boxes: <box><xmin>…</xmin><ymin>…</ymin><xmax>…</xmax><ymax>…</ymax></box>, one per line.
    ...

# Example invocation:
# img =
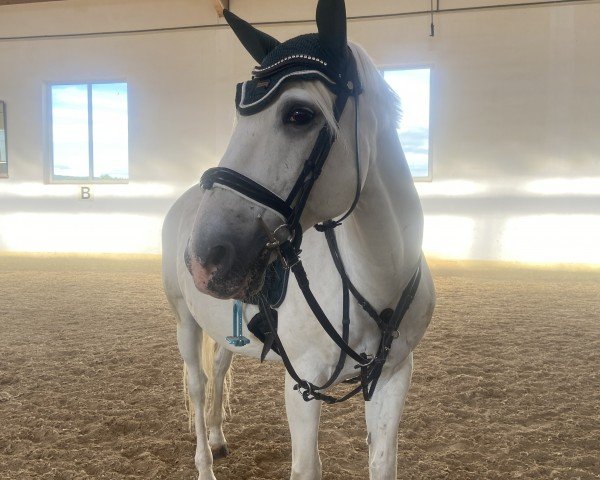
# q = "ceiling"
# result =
<box><xmin>0</xmin><ymin>0</ymin><xmax>227</xmax><ymax>16</ymax></box>
<box><xmin>0</xmin><ymin>0</ymin><xmax>227</xmax><ymax>13</ymax></box>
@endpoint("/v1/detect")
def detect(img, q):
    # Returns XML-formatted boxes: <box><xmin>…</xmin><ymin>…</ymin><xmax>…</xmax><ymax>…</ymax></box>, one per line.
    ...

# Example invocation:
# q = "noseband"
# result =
<box><xmin>199</xmin><ymin>49</ymin><xmax>421</xmax><ymax>404</ymax></box>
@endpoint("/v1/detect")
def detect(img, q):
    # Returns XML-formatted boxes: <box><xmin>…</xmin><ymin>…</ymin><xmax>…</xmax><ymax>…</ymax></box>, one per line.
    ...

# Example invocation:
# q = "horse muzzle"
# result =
<box><xmin>185</xmin><ymin>224</ymin><xmax>271</xmax><ymax>300</ymax></box>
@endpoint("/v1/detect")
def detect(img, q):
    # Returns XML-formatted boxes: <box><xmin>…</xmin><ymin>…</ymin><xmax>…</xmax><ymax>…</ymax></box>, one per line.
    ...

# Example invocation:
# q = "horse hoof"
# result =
<box><xmin>211</xmin><ymin>445</ymin><xmax>230</xmax><ymax>460</ymax></box>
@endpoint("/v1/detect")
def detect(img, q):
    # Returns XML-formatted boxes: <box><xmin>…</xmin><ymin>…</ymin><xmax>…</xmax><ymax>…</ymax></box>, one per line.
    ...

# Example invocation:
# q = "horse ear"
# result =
<box><xmin>223</xmin><ymin>9</ymin><xmax>280</xmax><ymax>64</ymax></box>
<box><xmin>316</xmin><ymin>0</ymin><xmax>347</xmax><ymax>59</ymax></box>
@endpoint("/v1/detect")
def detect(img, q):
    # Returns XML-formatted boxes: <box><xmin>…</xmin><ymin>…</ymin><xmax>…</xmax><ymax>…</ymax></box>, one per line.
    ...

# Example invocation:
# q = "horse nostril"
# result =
<box><xmin>208</xmin><ymin>245</ymin><xmax>226</xmax><ymax>267</ymax></box>
<box><xmin>203</xmin><ymin>243</ymin><xmax>234</xmax><ymax>272</ymax></box>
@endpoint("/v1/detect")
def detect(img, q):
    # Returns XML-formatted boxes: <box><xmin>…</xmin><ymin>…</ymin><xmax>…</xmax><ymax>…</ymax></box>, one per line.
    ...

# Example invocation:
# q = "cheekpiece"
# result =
<box><xmin>236</xmin><ymin>33</ymin><xmax>356</xmax><ymax>116</ymax></box>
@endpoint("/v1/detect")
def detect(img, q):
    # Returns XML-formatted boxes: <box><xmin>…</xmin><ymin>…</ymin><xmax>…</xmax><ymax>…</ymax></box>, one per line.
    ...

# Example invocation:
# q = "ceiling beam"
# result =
<box><xmin>211</xmin><ymin>0</ymin><xmax>228</xmax><ymax>17</ymax></box>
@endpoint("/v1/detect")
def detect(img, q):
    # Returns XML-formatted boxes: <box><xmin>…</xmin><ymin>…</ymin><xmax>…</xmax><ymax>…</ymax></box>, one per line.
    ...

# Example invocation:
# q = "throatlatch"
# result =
<box><xmin>200</xmin><ymin>5</ymin><xmax>422</xmax><ymax>404</ymax></box>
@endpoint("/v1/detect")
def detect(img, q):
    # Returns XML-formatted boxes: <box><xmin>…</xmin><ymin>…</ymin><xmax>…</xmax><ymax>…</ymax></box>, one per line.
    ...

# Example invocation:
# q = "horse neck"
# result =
<box><xmin>336</xmin><ymin>123</ymin><xmax>423</xmax><ymax>310</ymax></box>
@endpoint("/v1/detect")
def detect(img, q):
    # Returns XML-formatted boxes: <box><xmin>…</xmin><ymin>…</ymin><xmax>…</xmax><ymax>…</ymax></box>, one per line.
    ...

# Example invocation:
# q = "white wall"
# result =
<box><xmin>0</xmin><ymin>0</ymin><xmax>599</xmax><ymax>264</ymax></box>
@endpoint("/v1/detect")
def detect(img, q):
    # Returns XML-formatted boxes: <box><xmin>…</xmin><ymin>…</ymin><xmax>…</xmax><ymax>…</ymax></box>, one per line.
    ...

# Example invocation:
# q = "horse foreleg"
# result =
<box><xmin>285</xmin><ymin>373</ymin><xmax>322</xmax><ymax>480</ymax></box>
<box><xmin>175</xmin><ymin>300</ymin><xmax>216</xmax><ymax>480</ymax></box>
<box><xmin>206</xmin><ymin>345</ymin><xmax>233</xmax><ymax>460</ymax></box>
<box><xmin>364</xmin><ymin>352</ymin><xmax>413</xmax><ymax>480</ymax></box>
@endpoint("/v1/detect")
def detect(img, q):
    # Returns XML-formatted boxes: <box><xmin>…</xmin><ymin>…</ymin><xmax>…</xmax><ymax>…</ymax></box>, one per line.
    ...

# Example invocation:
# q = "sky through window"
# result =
<box><xmin>383</xmin><ymin>68</ymin><xmax>431</xmax><ymax>179</ymax></box>
<box><xmin>50</xmin><ymin>82</ymin><xmax>128</xmax><ymax>182</ymax></box>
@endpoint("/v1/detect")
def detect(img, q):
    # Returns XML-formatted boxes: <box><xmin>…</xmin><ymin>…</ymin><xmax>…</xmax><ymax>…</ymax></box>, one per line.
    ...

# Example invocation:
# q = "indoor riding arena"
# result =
<box><xmin>0</xmin><ymin>1</ymin><xmax>598</xmax><ymax>480</ymax></box>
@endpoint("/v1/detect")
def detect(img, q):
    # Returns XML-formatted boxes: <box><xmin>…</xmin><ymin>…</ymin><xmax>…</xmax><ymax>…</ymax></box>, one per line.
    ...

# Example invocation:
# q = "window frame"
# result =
<box><xmin>380</xmin><ymin>64</ymin><xmax>434</xmax><ymax>182</ymax></box>
<box><xmin>0</xmin><ymin>100</ymin><xmax>8</xmax><ymax>179</ymax></box>
<box><xmin>45</xmin><ymin>79</ymin><xmax>130</xmax><ymax>184</ymax></box>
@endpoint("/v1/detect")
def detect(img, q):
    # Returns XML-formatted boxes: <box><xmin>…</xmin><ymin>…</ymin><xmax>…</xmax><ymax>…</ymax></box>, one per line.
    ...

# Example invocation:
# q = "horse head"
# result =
<box><xmin>186</xmin><ymin>0</ymin><xmax>371</xmax><ymax>300</ymax></box>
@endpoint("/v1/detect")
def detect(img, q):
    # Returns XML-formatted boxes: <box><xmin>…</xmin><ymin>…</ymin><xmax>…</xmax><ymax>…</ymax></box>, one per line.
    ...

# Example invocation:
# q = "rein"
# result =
<box><xmin>273</xmin><ymin>236</ymin><xmax>422</xmax><ymax>404</ymax></box>
<box><xmin>199</xmin><ymin>52</ymin><xmax>422</xmax><ymax>404</ymax></box>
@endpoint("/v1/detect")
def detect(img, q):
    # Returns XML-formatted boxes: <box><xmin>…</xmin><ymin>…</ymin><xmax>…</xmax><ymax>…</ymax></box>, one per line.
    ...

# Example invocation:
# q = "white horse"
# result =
<box><xmin>162</xmin><ymin>1</ymin><xmax>435</xmax><ymax>478</ymax></box>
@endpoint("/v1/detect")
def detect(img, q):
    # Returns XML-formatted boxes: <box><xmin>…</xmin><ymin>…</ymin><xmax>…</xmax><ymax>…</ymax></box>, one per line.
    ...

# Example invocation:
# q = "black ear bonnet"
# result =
<box><xmin>224</xmin><ymin>4</ymin><xmax>361</xmax><ymax>116</ymax></box>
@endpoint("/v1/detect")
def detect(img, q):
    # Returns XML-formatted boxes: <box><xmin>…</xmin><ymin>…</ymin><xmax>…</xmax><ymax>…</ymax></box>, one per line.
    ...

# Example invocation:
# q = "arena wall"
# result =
<box><xmin>0</xmin><ymin>0</ymin><xmax>598</xmax><ymax>264</ymax></box>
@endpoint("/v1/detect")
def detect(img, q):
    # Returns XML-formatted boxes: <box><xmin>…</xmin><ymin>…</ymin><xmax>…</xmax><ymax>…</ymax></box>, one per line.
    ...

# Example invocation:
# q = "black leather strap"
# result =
<box><xmin>323</xmin><ymin>226</ymin><xmax>383</xmax><ymax>328</ymax></box>
<box><xmin>200</xmin><ymin>167</ymin><xmax>293</xmax><ymax>221</ymax></box>
<box><xmin>257</xmin><ymin>251</ymin><xmax>422</xmax><ymax>404</ymax></box>
<box><xmin>283</xmin><ymin>83</ymin><xmax>354</xmax><ymax>235</ymax></box>
<box><xmin>280</xmin><ymin>240</ymin><xmax>368</xmax><ymax>366</ymax></box>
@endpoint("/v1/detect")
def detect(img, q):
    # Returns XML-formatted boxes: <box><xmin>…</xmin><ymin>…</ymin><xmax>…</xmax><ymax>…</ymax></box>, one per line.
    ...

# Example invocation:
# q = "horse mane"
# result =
<box><xmin>349</xmin><ymin>42</ymin><xmax>402</xmax><ymax>132</ymax></box>
<box><xmin>305</xmin><ymin>42</ymin><xmax>401</xmax><ymax>137</ymax></box>
<box><xmin>305</xmin><ymin>42</ymin><xmax>402</xmax><ymax>152</ymax></box>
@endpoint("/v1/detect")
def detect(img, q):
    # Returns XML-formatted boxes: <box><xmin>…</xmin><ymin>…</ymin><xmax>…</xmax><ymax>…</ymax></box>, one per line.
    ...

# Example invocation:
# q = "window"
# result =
<box><xmin>49</xmin><ymin>82</ymin><xmax>128</xmax><ymax>182</ymax></box>
<box><xmin>0</xmin><ymin>101</ymin><xmax>7</xmax><ymax>178</ymax></box>
<box><xmin>382</xmin><ymin>68</ymin><xmax>431</xmax><ymax>179</ymax></box>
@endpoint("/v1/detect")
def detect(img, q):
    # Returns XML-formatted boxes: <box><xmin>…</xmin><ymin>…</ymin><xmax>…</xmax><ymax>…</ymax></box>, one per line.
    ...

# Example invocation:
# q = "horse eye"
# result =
<box><xmin>284</xmin><ymin>107</ymin><xmax>315</xmax><ymax>126</ymax></box>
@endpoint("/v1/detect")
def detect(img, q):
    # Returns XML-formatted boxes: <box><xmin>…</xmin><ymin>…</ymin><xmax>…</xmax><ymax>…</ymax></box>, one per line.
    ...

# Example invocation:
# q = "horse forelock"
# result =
<box><xmin>300</xmin><ymin>81</ymin><xmax>340</xmax><ymax>137</ymax></box>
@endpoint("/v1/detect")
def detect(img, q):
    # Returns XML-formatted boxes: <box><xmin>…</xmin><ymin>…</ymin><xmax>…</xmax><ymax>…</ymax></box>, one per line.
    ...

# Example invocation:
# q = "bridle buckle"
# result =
<box><xmin>258</xmin><ymin>215</ymin><xmax>292</xmax><ymax>249</ymax></box>
<box><xmin>294</xmin><ymin>382</ymin><xmax>316</xmax><ymax>401</ymax></box>
<box><xmin>257</xmin><ymin>215</ymin><xmax>298</xmax><ymax>270</ymax></box>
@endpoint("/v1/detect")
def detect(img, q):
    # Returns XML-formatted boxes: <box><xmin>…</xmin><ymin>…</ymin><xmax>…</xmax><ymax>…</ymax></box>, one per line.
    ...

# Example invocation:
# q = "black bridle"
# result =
<box><xmin>200</xmin><ymin>53</ymin><xmax>422</xmax><ymax>404</ymax></box>
<box><xmin>201</xmin><ymin>53</ymin><xmax>361</xmax><ymax>245</ymax></box>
